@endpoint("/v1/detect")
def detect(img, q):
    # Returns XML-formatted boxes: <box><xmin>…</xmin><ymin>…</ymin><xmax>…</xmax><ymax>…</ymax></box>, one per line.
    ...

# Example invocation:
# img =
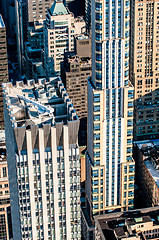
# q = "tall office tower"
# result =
<box><xmin>84</xmin><ymin>0</ymin><xmax>135</xmax><ymax>225</ymax></box>
<box><xmin>0</xmin><ymin>131</ymin><xmax>12</xmax><ymax>240</ymax></box>
<box><xmin>130</xmin><ymin>0</ymin><xmax>159</xmax><ymax>140</ymax></box>
<box><xmin>3</xmin><ymin>77</ymin><xmax>81</xmax><ymax>240</ymax></box>
<box><xmin>61</xmin><ymin>34</ymin><xmax>91</xmax><ymax>145</ymax></box>
<box><xmin>44</xmin><ymin>0</ymin><xmax>85</xmax><ymax>76</ymax></box>
<box><xmin>0</xmin><ymin>15</ymin><xmax>9</xmax><ymax>129</ymax></box>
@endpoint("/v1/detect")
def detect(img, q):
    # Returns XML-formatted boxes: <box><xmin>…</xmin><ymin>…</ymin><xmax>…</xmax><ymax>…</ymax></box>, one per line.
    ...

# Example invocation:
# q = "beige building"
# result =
<box><xmin>94</xmin><ymin>206</ymin><xmax>159</xmax><ymax>240</ymax></box>
<box><xmin>44</xmin><ymin>0</ymin><xmax>85</xmax><ymax>76</ymax></box>
<box><xmin>130</xmin><ymin>0</ymin><xmax>159</xmax><ymax>140</ymax></box>
<box><xmin>27</xmin><ymin>0</ymin><xmax>54</xmax><ymax>22</ymax></box>
<box><xmin>0</xmin><ymin>131</ymin><xmax>12</xmax><ymax>240</ymax></box>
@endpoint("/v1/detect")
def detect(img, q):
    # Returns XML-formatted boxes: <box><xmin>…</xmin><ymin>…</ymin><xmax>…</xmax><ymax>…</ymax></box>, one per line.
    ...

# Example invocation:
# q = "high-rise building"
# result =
<box><xmin>84</xmin><ymin>0</ymin><xmax>135</xmax><ymax>230</ymax></box>
<box><xmin>0</xmin><ymin>131</ymin><xmax>12</xmax><ymax>240</ymax></box>
<box><xmin>130</xmin><ymin>0</ymin><xmax>159</xmax><ymax>140</ymax></box>
<box><xmin>0</xmin><ymin>15</ymin><xmax>9</xmax><ymax>129</ymax></box>
<box><xmin>3</xmin><ymin>77</ymin><xmax>81</xmax><ymax>240</ymax></box>
<box><xmin>44</xmin><ymin>1</ymin><xmax>85</xmax><ymax>76</ymax></box>
<box><xmin>61</xmin><ymin>34</ymin><xmax>91</xmax><ymax>145</ymax></box>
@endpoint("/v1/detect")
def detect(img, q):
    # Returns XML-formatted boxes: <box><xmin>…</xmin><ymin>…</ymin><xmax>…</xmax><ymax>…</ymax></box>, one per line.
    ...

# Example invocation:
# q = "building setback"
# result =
<box><xmin>3</xmin><ymin>77</ymin><xmax>81</xmax><ymax>240</ymax></box>
<box><xmin>0</xmin><ymin>15</ymin><xmax>8</xmax><ymax>130</ymax></box>
<box><xmin>130</xmin><ymin>0</ymin><xmax>159</xmax><ymax>140</ymax></box>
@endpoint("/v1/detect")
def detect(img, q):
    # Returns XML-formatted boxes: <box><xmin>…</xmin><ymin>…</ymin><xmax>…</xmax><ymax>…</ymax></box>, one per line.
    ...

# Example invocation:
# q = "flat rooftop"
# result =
<box><xmin>95</xmin><ymin>206</ymin><xmax>159</xmax><ymax>240</ymax></box>
<box><xmin>0</xmin><ymin>14</ymin><xmax>5</xmax><ymax>28</ymax></box>
<box><xmin>3</xmin><ymin>77</ymin><xmax>78</xmax><ymax>128</ymax></box>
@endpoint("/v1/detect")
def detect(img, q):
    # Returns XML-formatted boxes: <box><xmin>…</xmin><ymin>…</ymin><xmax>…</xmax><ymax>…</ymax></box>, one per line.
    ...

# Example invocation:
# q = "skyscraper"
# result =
<box><xmin>130</xmin><ymin>0</ymin><xmax>159</xmax><ymax>140</ymax></box>
<box><xmin>3</xmin><ymin>77</ymin><xmax>81</xmax><ymax>240</ymax></box>
<box><xmin>44</xmin><ymin>0</ymin><xmax>85</xmax><ymax>76</ymax></box>
<box><xmin>0</xmin><ymin>15</ymin><xmax>9</xmax><ymax>129</ymax></box>
<box><xmin>85</xmin><ymin>0</ymin><xmax>135</xmax><ymax>220</ymax></box>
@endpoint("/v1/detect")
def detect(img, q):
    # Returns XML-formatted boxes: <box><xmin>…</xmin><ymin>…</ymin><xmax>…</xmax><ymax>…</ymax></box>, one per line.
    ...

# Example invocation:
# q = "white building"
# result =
<box><xmin>3</xmin><ymin>77</ymin><xmax>81</xmax><ymax>240</ymax></box>
<box><xmin>44</xmin><ymin>0</ymin><xmax>85</xmax><ymax>76</ymax></box>
<box><xmin>83</xmin><ymin>0</ymin><xmax>135</xmax><ymax>236</ymax></box>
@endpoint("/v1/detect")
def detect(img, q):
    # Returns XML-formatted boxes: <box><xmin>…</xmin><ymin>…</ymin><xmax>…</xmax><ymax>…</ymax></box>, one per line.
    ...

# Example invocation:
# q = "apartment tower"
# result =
<box><xmin>0</xmin><ymin>15</ymin><xmax>8</xmax><ymax>129</ymax></box>
<box><xmin>3</xmin><ymin>77</ymin><xmax>81</xmax><ymax>240</ymax></box>
<box><xmin>130</xmin><ymin>0</ymin><xmax>159</xmax><ymax>140</ymax></box>
<box><xmin>85</xmin><ymin>0</ymin><xmax>135</xmax><ymax>221</ymax></box>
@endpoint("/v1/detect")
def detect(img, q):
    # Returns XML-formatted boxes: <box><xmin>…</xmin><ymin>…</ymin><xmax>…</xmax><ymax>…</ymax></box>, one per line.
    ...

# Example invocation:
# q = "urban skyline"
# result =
<box><xmin>0</xmin><ymin>0</ymin><xmax>159</xmax><ymax>239</ymax></box>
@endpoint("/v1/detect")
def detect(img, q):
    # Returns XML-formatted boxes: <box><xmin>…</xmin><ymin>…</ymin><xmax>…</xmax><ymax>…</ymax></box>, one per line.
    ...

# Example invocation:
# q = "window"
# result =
<box><xmin>2</xmin><ymin>168</ymin><xmax>7</xmax><ymax>178</ymax></box>
<box><xmin>94</xmin><ymin>133</ymin><xmax>100</xmax><ymax>141</ymax></box>
<box><xmin>94</xmin><ymin>105</ymin><xmax>100</xmax><ymax>112</ymax></box>
<box><xmin>94</xmin><ymin>115</ymin><xmax>100</xmax><ymax>121</ymax></box>
<box><xmin>94</xmin><ymin>123</ymin><xmax>100</xmax><ymax>131</ymax></box>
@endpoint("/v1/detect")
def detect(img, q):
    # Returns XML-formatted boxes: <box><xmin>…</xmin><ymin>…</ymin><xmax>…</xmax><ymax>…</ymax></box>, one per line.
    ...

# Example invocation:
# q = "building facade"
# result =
<box><xmin>0</xmin><ymin>15</ymin><xmax>8</xmax><ymax>130</ymax></box>
<box><xmin>61</xmin><ymin>35</ymin><xmax>91</xmax><ymax>146</ymax></box>
<box><xmin>94</xmin><ymin>206</ymin><xmax>159</xmax><ymax>240</ymax></box>
<box><xmin>61</xmin><ymin>35</ymin><xmax>91</xmax><ymax>119</ymax></box>
<box><xmin>85</xmin><ymin>0</ymin><xmax>135</xmax><ymax>225</ymax></box>
<box><xmin>44</xmin><ymin>1</ymin><xmax>85</xmax><ymax>76</ymax></box>
<box><xmin>134</xmin><ymin>140</ymin><xmax>159</xmax><ymax>208</ymax></box>
<box><xmin>85</xmin><ymin>0</ymin><xmax>91</xmax><ymax>31</ymax></box>
<box><xmin>3</xmin><ymin>77</ymin><xmax>81</xmax><ymax>240</ymax></box>
<box><xmin>0</xmin><ymin>131</ymin><xmax>12</xmax><ymax>240</ymax></box>
<box><xmin>24</xmin><ymin>21</ymin><xmax>44</xmax><ymax>79</ymax></box>
<box><xmin>27</xmin><ymin>0</ymin><xmax>54</xmax><ymax>22</ymax></box>
<box><xmin>130</xmin><ymin>0</ymin><xmax>159</xmax><ymax>140</ymax></box>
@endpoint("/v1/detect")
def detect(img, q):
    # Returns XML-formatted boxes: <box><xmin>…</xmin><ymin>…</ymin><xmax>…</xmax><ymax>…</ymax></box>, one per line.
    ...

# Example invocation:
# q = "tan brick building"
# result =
<box><xmin>130</xmin><ymin>0</ymin><xmax>159</xmax><ymax>140</ymax></box>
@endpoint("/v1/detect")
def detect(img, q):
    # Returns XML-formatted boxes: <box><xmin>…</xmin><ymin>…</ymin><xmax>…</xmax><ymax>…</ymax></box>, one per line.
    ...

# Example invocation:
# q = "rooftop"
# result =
<box><xmin>0</xmin><ymin>14</ymin><xmax>5</xmax><ymax>28</ymax></box>
<box><xmin>95</xmin><ymin>206</ymin><xmax>159</xmax><ymax>240</ymax></box>
<box><xmin>134</xmin><ymin>139</ymin><xmax>159</xmax><ymax>188</ymax></box>
<box><xmin>49</xmin><ymin>0</ymin><xmax>69</xmax><ymax>16</ymax></box>
<box><xmin>2</xmin><ymin>77</ymin><xmax>78</xmax><ymax>128</ymax></box>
